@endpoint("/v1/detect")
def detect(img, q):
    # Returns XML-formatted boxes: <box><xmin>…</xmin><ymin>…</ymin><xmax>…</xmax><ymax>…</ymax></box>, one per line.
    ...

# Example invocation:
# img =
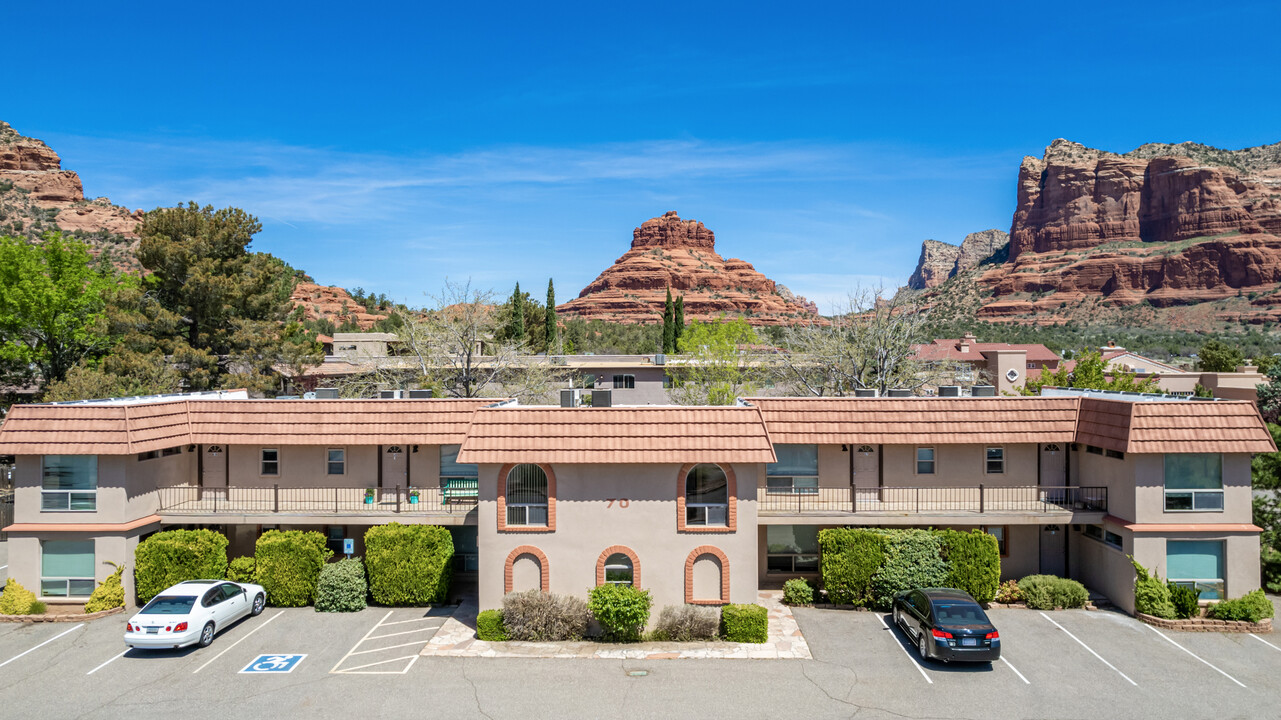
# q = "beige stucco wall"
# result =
<box><xmin>879</xmin><ymin>444</ymin><xmax>1063</xmax><ymax>487</ymax></box>
<box><xmin>985</xmin><ymin>349</ymin><xmax>1027</xmax><ymax>395</ymax></box>
<box><xmin>7</xmin><ymin>530</ymin><xmax>147</xmax><ymax>605</ymax></box>
<box><xmin>1073</xmin><ymin>447</ymin><xmax>1137</xmax><ymax>521</ymax></box>
<box><xmin>203</xmin><ymin>444</ymin><xmax>447</xmax><ymax>490</ymax></box>
<box><xmin>1131</xmin><ymin>532</ymin><xmax>1261</xmax><ymax>602</ymax></box>
<box><xmin>1132</xmin><ymin>453</ymin><xmax>1254</xmax><ymax>525</ymax></box>
<box><xmin>1070</xmin><ymin>522</ymin><xmax>1136</xmax><ymax>613</ymax></box>
<box><xmin>476</xmin><ymin>462</ymin><xmax>761</xmax><ymax>615</ymax></box>
<box><xmin>14</xmin><ymin>452</ymin><xmax>192</xmax><ymax>525</ymax></box>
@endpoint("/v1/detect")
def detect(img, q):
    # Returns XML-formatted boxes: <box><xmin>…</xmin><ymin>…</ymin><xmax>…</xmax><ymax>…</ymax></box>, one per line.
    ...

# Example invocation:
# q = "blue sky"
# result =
<box><xmin>6</xmin><ymin>1</ymin><xmax>1279</xmax><ymax>311</ymax></box>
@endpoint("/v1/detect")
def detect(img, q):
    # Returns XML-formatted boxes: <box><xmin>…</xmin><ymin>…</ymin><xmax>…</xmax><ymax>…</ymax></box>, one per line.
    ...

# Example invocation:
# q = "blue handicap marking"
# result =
<box><xmin>343</xmin><ymin>538</ymin><xmax>354</xmax><ymax>555</ymax></box>
<box><xmin>241</xmin><ymin>654</ymin><xmax>306</xmax><ymax>674</ymax></box>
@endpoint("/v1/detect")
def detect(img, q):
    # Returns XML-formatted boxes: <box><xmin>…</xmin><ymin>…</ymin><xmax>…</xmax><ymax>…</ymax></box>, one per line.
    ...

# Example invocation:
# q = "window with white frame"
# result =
<box><xmin>981</xmin><ymin>525</ymin><xmax>1008</xmax><ymax>556</ymax></box>
<box><xmin>41</xmin><ymin>455</ymin><xmax>97</xmax><ymax>511</ymax></box>
<box><xmin>1164</xmin><ymin>453</ymin><xmax>1223</xmax><ymax>511</ymax></box>
<box><xmin>327</xmin><ymin>448</ymin><xmax>345</xmax><ymax>475</ymax></box>
<box><xmin>1167</xmin><ymin>539</ymin><xmax>1225</xmax><ymax>600</ymax></box>
<box><xmin>261</xmin><ymin>448</ymin><xmax>280</xmax><ymax>476</ymax></box>
<box><xmin>505</xmin><ymin>464</ymin><xmax>549</xmax><ymax>526</ymax></box>
<box><xmin>685</xmin><ymin>464</ymin><xmax>728</xmax><ymax>526</ymax></box>
<box><xmin>916</xmin><ymin>447</ymin><xmax>935</xmax><ymax>475</ymax></box>
<box><xmin>766</xmin><ymin>525</ymin><xmax>819</xmax><ymax>573</ymax></box>
<box><xmin>41</xmin><ymin>540</ymin><xmax>95</xmax><ymax>597</ymax></box>
<box><xmin>612</xmin><ymin>374</ymin><xmax>635</xmax><ymax>389</ymax></box>
<box><xmin>766</xmin><ymin>444</ymin><xmax>819</xmax><ymax>495</ymax></box>
<box><xmin>602</xmin><ymin>553</ymin><xmax>634</xmax><ymax>585</ymax></box>
<box><xmin>985</xmin><ymin>447</ymin><xmax>1005</xmax><ymax>474</ymax></box>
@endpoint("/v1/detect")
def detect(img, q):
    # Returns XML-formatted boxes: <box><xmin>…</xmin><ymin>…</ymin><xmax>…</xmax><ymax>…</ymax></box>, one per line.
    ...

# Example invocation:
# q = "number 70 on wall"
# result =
<box><xmin>605</xmin><ymin>498</ymin><xmax>630</xmax><ymax>508</ymax></box>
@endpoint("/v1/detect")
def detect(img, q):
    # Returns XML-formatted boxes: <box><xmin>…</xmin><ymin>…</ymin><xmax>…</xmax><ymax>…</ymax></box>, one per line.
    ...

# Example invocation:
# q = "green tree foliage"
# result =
<box><xmin>1198</xmin><ymin>339</ymin><xmax>1244</xmax><ymax>372</ymax></box>
<box><xmin>673</xmin><ymin>294</ymin><xmax>685</xmax><ymax>349</ymax></box>
<box><xmin>254</xmin><ymin>529</ymin><xmax>333</xmax><ymax>607</ymax></box>
<box><xmin>133</xmin><ymin>529</ymin><xmax>229</xmax><ymax>603</ymax></box>
<box><xmin>560</xmin><ymin>318</ymin><xmax>662</xmax><ymax>355</ymax></box>
<box><xmin>1251</xmin><ymin>424</ymin><xmax>1281</xmax><ymax>490</ymax></box>
<box><xmin>545</xmin><ymin>279</ymin><xmax>558</xmax><ymax>353</ymax></box>
<box><xmin>667</xmin><ymin>317</ymin><xmax>761</xmax><ymax>405</ymax></box>
<box><xmin>0</xmin><ymin>233</ymin><xmax>119</xmax><ymax>390</ymax></box>
<box><xmin>1021</xmin><ymin>350</ymin><xmax>1160</xmax><ymax>395</ymax></box>
<box><xmin>1130</xmin><ymin>556</ymin><xmax>1176</xmax><ymax>619</ymax></box>
<box><xmin>363</xmin><ymin>523</ymin><xmax>453</xmax><ymax>605</ymax></box>
<box><xmin>662</xmin><ymin>288</ymin><xmax>675</xmax><ymax>354</ymax></box>
<box><xmin>1257</xmin><ymin>363</ymin><xmax>1281</xmax><ymax>424</ymax></box>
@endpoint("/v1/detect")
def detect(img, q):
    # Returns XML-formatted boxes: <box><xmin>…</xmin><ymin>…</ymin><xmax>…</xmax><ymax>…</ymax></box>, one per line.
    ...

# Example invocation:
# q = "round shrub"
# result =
<box><xmin>1208</xmin><ymin>589</ymin><xmax>1275</xmax><ymax>623</ymax></box>
<box><xmin>134</xmin><ymin>529</ymin><xmax>229</xmax><ymax>603</ymax></box>
<box><xmin>721</xmin><ymin>603</ymin><xmax>768</xmax><ymax>643</ymax></box>
<box><xmin>315</xmin><ymin>558</ymin><xmax>367</xmax><ymax>613</ymax></box>
<box><xmin>868</xmin><ymin>529</ymin><xmax>949</xmax><ymax>611</ymax></box>
<box><xmin>1018</xmin><ymin>575</ymin><xmax>1088</xmax><ymax>610</ymax></box>
<box><xmin>364</xmin><ymin>523</ymin><xmax>453</xmax><ymax>606</ymax></box>
<box><xmin>476</xmin><ymin>609</ymin><xmax>508</xmax><ymax>641</ymax></box>
<box><xmin>588</xmin><ymin>584</ymin><xmax>652</xmax><ymax>642</ymax></box>
<box><xmin>652</xmin><ymin>604</ymin><xmax>720</xmax><ymax>641</ymax></box>
<box><xmin>227</xmin><ymin>556</ymin><xmax>256</xmax><ymax>583</ymax></box>
<box><xmin>994</xmin><ymin>579</ymin><xmax>1024</xmax><ymax>604</ymax></box>
<box><xmin>84</xmin><ymin>562</ymin><xmax>125</xmax><ymax>613</ymax></box>
<box><xmin>502</xmin><ymin>590</ymin><xmax>590</xmax><ymax>641</ymax></box>
<box><xmin>941</xmin><ymin>529</ymin><xmax>1001</xmax><ymax>603</ymax></box>
<box><xmin>782</xmin><ymin>578</ymin><xmax>814</xmax><ymax>606</ymax></box>
<box><xmin>255</xmin><ymin>529</ymin><xmax>333</xmax><ymax>607</ymax></box>
<box><xmin>819</xmin><ymin>528</ymin><xmax>886</xmax><ymax>606</ymax></box>
<box><xmin>0</xmin><ymin>578</ymin><xmax>41</xmax><ymax>615</ymax></box>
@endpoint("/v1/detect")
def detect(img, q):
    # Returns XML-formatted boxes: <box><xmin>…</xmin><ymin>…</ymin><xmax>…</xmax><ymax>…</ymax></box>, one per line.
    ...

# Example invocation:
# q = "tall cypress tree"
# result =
<box><xmin>662</xmin><ymin>287</ymin><xmax>675</xmax><ymax>354</ymax></box>
<box><xmin>545</xmin><ymin>278</ymin><xmax>558</xmax><ymax>353</ymax></box>
<box><xmin>508</xmin><ymin>282</ymin><xmax>526</xmax><ymax>341</ymax></box>
<box><xmin>673</xmin><ymin>295</ymin><xmax>685</xmax><ymax>351</ymax></box>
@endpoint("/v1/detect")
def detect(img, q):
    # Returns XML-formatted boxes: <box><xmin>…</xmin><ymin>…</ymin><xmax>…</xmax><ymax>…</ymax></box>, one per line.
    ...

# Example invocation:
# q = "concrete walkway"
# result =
<box><xmin>421</xmin><ymin>590</ymin><xmax>811</xmax><ymax>659</ymax></box>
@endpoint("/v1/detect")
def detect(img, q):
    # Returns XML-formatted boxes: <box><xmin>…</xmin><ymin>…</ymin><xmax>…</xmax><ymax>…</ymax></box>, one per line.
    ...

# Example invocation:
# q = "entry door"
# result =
<box><xmin>382</xmin><ymin>446</ymin><xmax>407</xmax><ymax>492</ymax></box>
<box><xmin>1039</xmin><ymin>525</ymin><xmax>1066</xmax><ymax>576</ymax></box>
<box><xmin>202</xmin><ymin>446</ymin><xmax>227</xmax><ymax>491</ymax></box>
<box><xmin>852</xmin><ymin>445</ymin><xmax>878</xmax><ymax>489</ymax></box>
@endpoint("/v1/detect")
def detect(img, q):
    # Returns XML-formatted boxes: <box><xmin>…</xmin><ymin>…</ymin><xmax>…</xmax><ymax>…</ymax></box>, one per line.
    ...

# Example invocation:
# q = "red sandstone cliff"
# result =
<box><xmin>557</xmin><ymin>211</ymin><xmax>819</xmax><ymax>325</ymax></box>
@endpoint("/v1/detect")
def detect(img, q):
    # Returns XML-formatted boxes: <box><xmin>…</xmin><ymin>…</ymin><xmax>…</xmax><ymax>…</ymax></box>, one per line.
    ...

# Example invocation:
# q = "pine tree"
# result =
<box><xmin>508</xmin><ymin>282</ymin><xmax>526</xmax><ymax>341</ymax></box>
<box><xmin>673</xmin><ymin>295</ymin><xmax>685</xmax><ymax>351</ymax></box>
<box><xmin>545</xmin><ymin>279</ymin><xmax>558</xmax><ymax>353</ymax></box>
<box><xmin>662</xmin><ymin>288</ymin><xmax>675</xmax><ymax>354</ymax></box>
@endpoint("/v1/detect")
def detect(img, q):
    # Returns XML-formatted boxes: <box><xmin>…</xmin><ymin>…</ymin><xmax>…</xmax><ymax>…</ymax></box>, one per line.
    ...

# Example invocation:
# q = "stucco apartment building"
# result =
<box><xmin>0</xmin><ymin>390</ymin><xmax>1272</xmax><ymax>615</ymax></box>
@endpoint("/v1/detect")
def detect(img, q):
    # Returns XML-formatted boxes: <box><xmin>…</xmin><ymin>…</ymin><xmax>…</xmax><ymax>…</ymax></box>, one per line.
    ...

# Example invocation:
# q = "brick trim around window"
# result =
<box><xmin>497</xmin><ymin>463</ymin><xmax>557</xmax><ymax>533</ymax></box>
<box><xmin>684</xmin><ymin>546</ymin><xmax>730</xmax><ymax>605</ymax></box>
<box><xmin>504</xmin><ymin>545</ymin><xmax>550</xmax><ymax>594</ymax></box>
<box><xmin>676</xmin><ymin>462</ymin><xmax>737</xmax><ymax>533</ymax></box>
<box><xmin>595</xmin><ymin>545</ymin><xmax>642</xmax><ymax>588</ymax></box>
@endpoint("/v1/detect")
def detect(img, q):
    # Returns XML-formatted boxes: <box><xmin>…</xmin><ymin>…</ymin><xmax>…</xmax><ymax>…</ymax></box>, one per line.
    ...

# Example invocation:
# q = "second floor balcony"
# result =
<box><xmin>757</xmin><ymin>485</ymin><xmax>1107</xmax><ymax>519</ymax></box>
<box><xmin>156</xmin><ymin>484</ymin><xmax>477</xmax><ymax>524</ymax></box>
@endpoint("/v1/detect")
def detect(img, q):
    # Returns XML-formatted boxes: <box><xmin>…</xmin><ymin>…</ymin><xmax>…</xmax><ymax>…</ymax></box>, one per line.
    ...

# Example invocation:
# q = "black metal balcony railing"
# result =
<box><xmin>757</xmin><ymin>485</ymin><xmax>1107</xmax><ymax>516</ymax></box>
<box><xmin>156</xmin><ymin>485</ymin><xmax>476</xmax><ymax>516</ymax></box>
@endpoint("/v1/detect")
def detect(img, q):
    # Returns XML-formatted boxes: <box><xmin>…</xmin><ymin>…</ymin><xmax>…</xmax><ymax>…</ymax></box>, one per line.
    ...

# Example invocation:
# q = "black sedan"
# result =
<box><xmin>892</xmin><ymin>588</ymin><xmax>1000</xmax><ymax>663</ymax></box>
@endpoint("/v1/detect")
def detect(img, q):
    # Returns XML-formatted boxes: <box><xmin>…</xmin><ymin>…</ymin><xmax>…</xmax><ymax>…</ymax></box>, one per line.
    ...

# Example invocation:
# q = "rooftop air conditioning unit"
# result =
<box><xmin>560</xmin><ymin>389</ymin><xmax>579</xmax><ymax>408</ymax></box>
<box><xmin>592</xmin><ymin>389</ymin><xmax>613</xmax><ymax>408</ymax></box>
<box><xmin>275</xmin><ymin>395</ymin><xmax>301</xmax><ymax>400</ymax></box>
<box><xmin>313</xmin><ymin>388</ymin><xmax>340</xmax><ymax>399</ymax></box>
<box><xmin>853</xmin><ymin>388</ymin><xmax>879</xmax><ymax>398</ymax></box>
<box><xmin>887</xmin><ymin>389</ymin><xmax>912</xmax><ymax>398</ymax></box>
<box><xmin>938</xmin><ymin>385</ymin><xmax>961</xmax><ymax>397</ymax></box>
<box><xmin>971</xmin><ymin>385</ymin><xmax>996</xmax><ymax>397</ymax></box>
<box><xmin>379</xmin><ymin>390</ymin><xmax>404</xmax><ymax>399</ymax></box>
<box><xmin>407</xmin><ymin>389</ymin><xmax>433</xmax><ymax>399</ymax></box>
<box><xmin>654</xmin><ymin>353</ymin><xmax>666</xmax><ymax>366</ymax></box>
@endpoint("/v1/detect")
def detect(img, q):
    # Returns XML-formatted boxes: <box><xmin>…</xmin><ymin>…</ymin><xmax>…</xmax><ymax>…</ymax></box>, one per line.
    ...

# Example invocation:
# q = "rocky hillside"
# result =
<box><xmin>0</xmin><ymin>121</ymin><xmax>143</xmax><ymax>269</ymax></box>
<box><xmin>290</xmin><ymin>282</ymin><xmax>390</xmax><ymax>330</ymax></box>
<box><xmin>907</xmin><ymin>229</ymin><xmax>1009</xmax><ymax>289</ymax></box>
<box><xmin>557</xmin><ymin>211</ymin><xmax>819</xmax><ymax>325</ymax></box>
<box><xmin>912</xmin><ymin>138</ymin><xmax>1281</xmax><ymax>329</ymax></box>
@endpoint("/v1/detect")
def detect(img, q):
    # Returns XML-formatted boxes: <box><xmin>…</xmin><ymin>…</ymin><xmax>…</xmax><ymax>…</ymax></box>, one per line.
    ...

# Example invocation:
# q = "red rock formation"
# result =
<box><xmin>907</xmin><ymin>230</ymin><xmax>1009</xmax><ymax>290</ymax></box>
<box><xmin>558</xmin><ymin>211</ymin><xmax>819</xmax><ymax>325</ymax></box>
<box><xmin>290</xmin><ymin>282</ymin><xmax>390</xmax><ymax>330</ymax></box>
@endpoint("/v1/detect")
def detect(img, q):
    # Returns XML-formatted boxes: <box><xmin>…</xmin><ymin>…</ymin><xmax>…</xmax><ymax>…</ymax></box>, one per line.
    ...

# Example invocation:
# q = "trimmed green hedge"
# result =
<box><xmin>869</xmin><ymin>529</ymin><xmax>950</xmax><ymax>611</ymax></box>
<box><xmin>818</xmin><ymin>528</ymin><xmax>886</xmax><ymax>605</ymax></box>
<box><xmin>721</xmin><ymin>603</ymin><xmax>768</xmax><ymax>643</ymax></box>
<box><xmin>315</xmin><ymin>558</ymin><xmax>368</xmax><ymax>613</ymax></box>
<box><xmin>227</xmin><ymin>556</ymin><xmax>256</xmax><ymax>583</ymax></box>
<box><xmin>941</xmin><ymin>529</ymin><xmax>1001</xmax><ymax>603</ymax></box>
<box><xmin>255</xmin><ymin>530</ymin><xmax>332</xmax><ymax>607</ymax></box>
<box><xmin>782</xmin><ymin>578</ymin><xmax>814</xmax><ymax>606</ymax></box>
<box><xmin>477</xmin><ymin>609</ymin><xmax>507</xmax><ymax>641</ymax></box>
<box><xmin>134</xmin><ymin>529</ymin><xmax>229</xmax><ymax>603</ymax></box>
<box><xmin>588</xmin><ymin>584</ymin><xmax>652</xmax><ymax>642</ymax></box>
<box><xmin>364</xmin><ymin>523</ymin><xmax>453</xmax><ymax>605</ymax></box>
<box><xmin>1019</xmin><ymin>575</ymin><xmax>1088</xmax><ymax>610</ymax></box>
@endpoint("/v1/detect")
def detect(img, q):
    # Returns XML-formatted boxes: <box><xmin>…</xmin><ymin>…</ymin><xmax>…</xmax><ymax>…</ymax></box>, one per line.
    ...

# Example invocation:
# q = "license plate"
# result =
<box><xmin>146</xmin><ymin>627</ymin><xmax>159</xmax><ymax>634</ymax></box>
<box><xmin>961</xmin><ymin>637</ymin><xmax>977</xmax><ymax>647</ymax></box>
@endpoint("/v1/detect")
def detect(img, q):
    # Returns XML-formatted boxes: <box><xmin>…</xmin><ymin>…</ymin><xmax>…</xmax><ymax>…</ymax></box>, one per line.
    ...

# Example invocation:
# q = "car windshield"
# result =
<box><xmin>934</xmin><ymin>601</ymin><xmax>988</xmax><ymax>624</ymax></box>
<box><xmin>139</xmin><ymin>596</ymin><xmax>196</xmax><ymax>615</ymax></box>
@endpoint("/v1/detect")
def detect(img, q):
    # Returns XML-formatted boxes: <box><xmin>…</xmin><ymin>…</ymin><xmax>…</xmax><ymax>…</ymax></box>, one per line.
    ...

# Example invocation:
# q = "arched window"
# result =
<box><xmin>685</xmin><ymin>464</ymin><xmax>728</xmax><ymax>526</ymax></box>
<box><xmin>603</xmin><ymin>553</ymin><xmax>634</xmax><ymax>586</ymax></box>
<box><xmin>505</xmin><ymin>464</ymin><xmax>549</xmax><ymax>526</ymax></box>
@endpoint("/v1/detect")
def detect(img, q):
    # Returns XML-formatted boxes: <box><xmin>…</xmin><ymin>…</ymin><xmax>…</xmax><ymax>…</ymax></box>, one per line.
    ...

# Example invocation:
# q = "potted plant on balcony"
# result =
<box><xmin>408</xmin><ymin>488</ymin><xmax>420</xmax><ymax>505</ymax></box>
<box><xmin>364</xmin><ymin>488</ymin><xmax>376</xmax><ymax>505</ymax></box>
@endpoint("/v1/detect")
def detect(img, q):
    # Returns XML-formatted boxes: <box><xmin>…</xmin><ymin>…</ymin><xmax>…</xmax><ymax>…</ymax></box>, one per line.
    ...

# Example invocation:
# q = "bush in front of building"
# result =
<box><xmin>502</xmin><ymin>590</ymin><xmax>590</xmax><ymax>641</ymax></box>
<box><xmin>83</xmin><ymin>562</ymin><xmax>124</xmax><ymax>613</ymax></box>
<box><xmin>476</xmin><ymin>609</ymin><xmax>508</xmax><ymax>641</ymax></box>
<box><xmin>0</xmin><ymin>578</ymin><xmax>44</xmax><ymax>615</ymax></box>
<box><xmin>1167</xmin><ymin>582</ymin><xmax>1201</xmax><ymax>619</ymax></box>
<box><xmin>994</xmin><ymin>579</ymin><xmax>1024</xmax><ymax>604</ymax></box>
<box><xmin>588</xmin><ymin>584</ymin><xmax>652</xmax><ymax>642</ymax></box>
<box><xmin>315</xmin><ymin>558</ymin><xmax>368</xmax><ymax>613</ymax></box>
<box><xmin>364</xmin><ymin>523</ymin><xmax>453</xmax><ymax>606</ymax></box>
<box><xmin>720</xmin><ymin>603</ymin><xmax>768</xmax><ymax>643</ymax></box>
<box><xmin>818</xmin><ymin>528</ymin><xmax>886</xmax><ymax>605</ymax></box>
<box><xmin>868</xmin><ymin>529</ymin><xmax>950</xmax><ymax>611</ymax></box>
<box><xmin>1018</xmin><ymin>575</ymin><xmax>1088</xmax><ymax>610</ymax></box>
<box><xmin>254</xmin><ymin>530</ymin><xmax>333</xmax><ymax>607</ymax></box>
<box><xmin>651</xmin><ymin>604</ymin><xmax>720</xmax><ymax>641</ymax></box>
<box><xmin>134</xmin><ymin>529</ymin><xmax>229</xmax><ymax>603</ymax></box>
<box><xmin>941</xmin><ymin>529</ymin><xmax>1001</xmax><ymax>604</ymax></box>
<box><xmin>227</xmin><ymin>556</ymin><xmax>256</xmax><ymax>583</ymax></box>
<box><xmin>782</xmin><ymin>578</ymin><xmax>814</xmax><ymax>606</ymax></box>
<box><xmin>1207</xmin><ymin>589</ymin><xmax>1275</xmax><ymax>623</ymax></box>
<box><xmin>1129</xmin><ymin>557</ymin><xmax>1175</xmax><ymax>619</ymax></box>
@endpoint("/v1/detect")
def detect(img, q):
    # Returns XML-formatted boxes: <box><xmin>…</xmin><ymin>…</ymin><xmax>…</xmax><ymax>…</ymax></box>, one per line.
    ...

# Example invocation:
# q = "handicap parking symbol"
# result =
<box><xmin>240</xmin><ymin>654</ymin><xmax>306</xmax><ymax>674</ymax></box>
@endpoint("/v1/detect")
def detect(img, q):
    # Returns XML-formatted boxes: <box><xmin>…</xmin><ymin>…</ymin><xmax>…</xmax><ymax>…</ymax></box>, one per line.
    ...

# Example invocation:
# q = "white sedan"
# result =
<box><xmin>125</xmin><ymin>580</ymin><xmax>266</xmax><ymax>649</ymax></box>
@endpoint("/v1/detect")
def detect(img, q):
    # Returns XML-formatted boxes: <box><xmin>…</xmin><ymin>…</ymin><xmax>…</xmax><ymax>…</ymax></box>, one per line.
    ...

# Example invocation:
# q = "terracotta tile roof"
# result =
<box><xmin>914</xmin><ymin>339</ymin><xmax>1060</xmax><ymax>364</ymax></box>
<box><xmin>747</xmin><ymin>396</ymin><xmax>1081</xmax><ymax>445</ymax></box>
<box><xmin>1080</xmin><ymin>397</ymin><xmax>1276</xmax><ymax>454</ymax></box>
<box><xmin>457</xmin><ymin>406</ymin><xmax>777</xmax><ymax>464</ymax></box>
<box><xmin>0</xmin><ymin>399</ymin><xmax>501</xmax><ymax>455</ymax></box>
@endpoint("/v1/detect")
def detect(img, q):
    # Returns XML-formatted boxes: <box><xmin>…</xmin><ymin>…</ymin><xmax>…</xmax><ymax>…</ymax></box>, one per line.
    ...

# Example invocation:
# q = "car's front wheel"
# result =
<box><xmin>917</xmin><ymin>633</ymin><xmax>929</xmax><ymax>661</ymax></box>
<box><xmin>198</xmin><ymin>622</ymin><xmax>215</xmax><ymax>648</ymax></box>
<box><xmin>251</xmin><ymin>593</ymin><xmax>265</xmax><ymax>616</ymax></box>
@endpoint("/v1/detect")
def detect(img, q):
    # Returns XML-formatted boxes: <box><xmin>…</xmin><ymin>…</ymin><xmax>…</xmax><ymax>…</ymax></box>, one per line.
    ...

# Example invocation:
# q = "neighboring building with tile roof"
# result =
<box><xmin>0</xmin><ymin>388</ymin><xmax>1270</xmax><ymax>616</ymax></box>
<box><xmin>914</xmin><ymin>333</ymin><xmax>1061</xmax><ymax>394</ymax></box>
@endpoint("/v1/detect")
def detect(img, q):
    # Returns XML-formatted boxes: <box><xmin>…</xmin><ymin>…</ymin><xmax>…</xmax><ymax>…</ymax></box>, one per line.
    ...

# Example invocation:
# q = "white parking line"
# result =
<box><xmin>1038</xmin><ymin>612</ymin><xmax>1137</xmax><ymax>686</ymax></box>
<box><xmin>350</xmin><ymin>640</ymin><xmax>429</xmax><ymax>656</ymax></box>
<box><xmin>378</xmin><ymin>617</ymin><xmax>439</xmax><ymax>627</ymax></box>
<box><xmin>877</xmin><ymin>615</ymin><xmax>932</xmax><ymax>684</ymax></box>
<box><xmin>366</xmin><ymin>627</ymin><xmax>438</xmax><ymax>641</ymax></box>
<box><xmin>1000</xmin><ymin>656</ymin><xmax>1030</xmax><ymax>684</ymax></box>
<box><xmin>0</xmin><ymin>624</ymin><xmax>83</xmax><ymax>669</ymax></box>
<box><xmin>336</xmin><ymin>654</ymin><xmax>419</xmax><ymax>674</ymax></box>
<box><xmin>330</xmin><ymin>610</ymin><xmax>392</xmax><ymax>673</ymax></box>
<box><xmin>1145</xmin><ymin>624</ymin><xmax>1246</xmax><ymax>688</ymax></box>
<box><xmin>1250</xmin><ymin>634</ymin><xmax>1281</xmax><ymax>653</ymax></box>
<box><xmin>87</xmin><ymin>650</ymin><xmax>129</xmax><ymax>675</ymax></box>
<box><xmin>191</xmin><ymin>611</ymin><xmax>284</xmax><ymax>674</ymax></box>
